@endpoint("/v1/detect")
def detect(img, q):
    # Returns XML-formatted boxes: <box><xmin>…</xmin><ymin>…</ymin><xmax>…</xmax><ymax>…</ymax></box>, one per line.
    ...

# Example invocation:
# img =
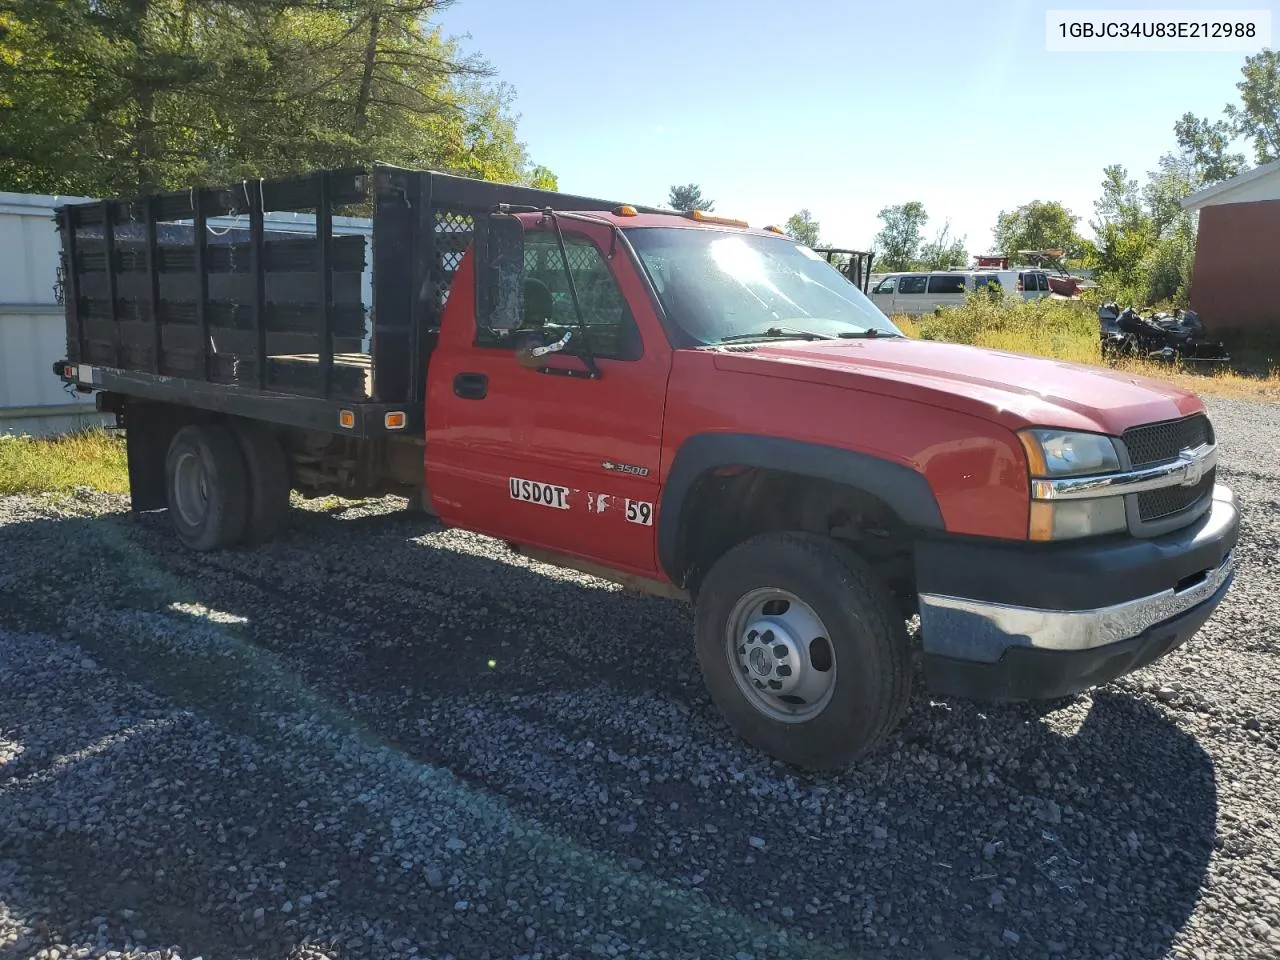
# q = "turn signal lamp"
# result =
<box><xmin>1017</xmin><ymin>432</ymin><xmax>1048</xmax><ymax>476</ymax></box>
<box><xmin>1020</xmin><ymin>432</ymin><xmax>1052</xmax><ymax>540</ymax></box>
<box><xmin>384</xmin><ymin>411</ymin><xmax>406</xmax><ymax>430</ymax></box>
<box><xmin>613</xmin><ymin>204</ymin><xmax>639</xmax><ymax>217</ymax></box>
<box><xmin>685</xmin><ymin>210</ymin><xmax>750</xmax><ymax>228</ymax></box>
<box><xmin>339</xmin><ymin>409</ymin><xmax>355</xmax><ymax>429</ymax></box>
<box><xmin>1028</xmin><ymin>501</ymin><xmax>1055</xmax><ymax>541</ymax></box>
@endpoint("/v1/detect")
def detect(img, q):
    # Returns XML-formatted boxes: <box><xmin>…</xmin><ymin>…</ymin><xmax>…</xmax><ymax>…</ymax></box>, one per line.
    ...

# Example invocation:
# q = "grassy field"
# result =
<box><xmin>892</xmin><ymin>296</ymin><xmax>1280</xmax><ymax>403</ymax></box>
<box><xmin>0</xmin><ymin>429</ymin><xmax>129</xmax><ymax>495</ymax></box>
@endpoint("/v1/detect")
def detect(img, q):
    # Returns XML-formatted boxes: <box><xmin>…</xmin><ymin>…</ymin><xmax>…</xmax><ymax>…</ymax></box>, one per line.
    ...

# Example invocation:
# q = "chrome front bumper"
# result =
<box><xmin>915</xmin><ymin>458</ymin><xmax>1239</xmax><ymax>702</ymax></box>
<box><xmin>918</xmin><ymin>547</ymin><xmax>1235</xmax><ymax>657</ymax></box>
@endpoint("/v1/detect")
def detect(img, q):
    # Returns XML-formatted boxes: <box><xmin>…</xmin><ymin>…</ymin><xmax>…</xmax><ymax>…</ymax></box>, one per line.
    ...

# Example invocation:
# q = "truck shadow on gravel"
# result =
<box><xmin>2</xmin><ymin>503</ymin><xmax>1220</xmax><ymax>960</ymax></box>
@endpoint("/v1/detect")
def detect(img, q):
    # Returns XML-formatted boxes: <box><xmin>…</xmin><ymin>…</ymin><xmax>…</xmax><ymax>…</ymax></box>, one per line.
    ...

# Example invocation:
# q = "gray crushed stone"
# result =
<box><xmin>0</xmin><ymin>395</ymin><xmax>1277</xmax><ymax>959</ymax></box>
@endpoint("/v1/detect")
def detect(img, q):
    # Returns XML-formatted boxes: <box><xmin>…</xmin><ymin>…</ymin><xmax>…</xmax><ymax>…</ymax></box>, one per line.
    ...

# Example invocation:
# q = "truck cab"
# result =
<box><xmin>53</xmin><ymin>166</ymin><xmax>1239</xmax><ymax>770</ymax></box>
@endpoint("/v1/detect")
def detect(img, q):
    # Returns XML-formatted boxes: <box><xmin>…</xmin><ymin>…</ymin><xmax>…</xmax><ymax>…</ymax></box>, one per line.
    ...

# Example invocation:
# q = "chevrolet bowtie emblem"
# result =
<box><xmin>1178</xmin><ymin>448</ymin><xmax>1204</xmax><ymax>487</ymax></box>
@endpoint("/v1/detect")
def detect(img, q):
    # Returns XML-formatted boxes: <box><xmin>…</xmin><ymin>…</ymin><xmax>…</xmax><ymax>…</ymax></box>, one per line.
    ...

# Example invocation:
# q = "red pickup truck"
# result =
<box><xmin>54</xmin><ymin>165</ymin><xmax>1239</xmax><ymax>770</ymax></box>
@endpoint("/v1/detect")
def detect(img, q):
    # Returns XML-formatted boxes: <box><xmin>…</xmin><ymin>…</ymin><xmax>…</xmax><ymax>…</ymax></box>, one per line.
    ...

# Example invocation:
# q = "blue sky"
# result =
<box><xmin>436</xmin><ymin>0</ymin><xmax>1262</xmax><ymax>255</ymax></box>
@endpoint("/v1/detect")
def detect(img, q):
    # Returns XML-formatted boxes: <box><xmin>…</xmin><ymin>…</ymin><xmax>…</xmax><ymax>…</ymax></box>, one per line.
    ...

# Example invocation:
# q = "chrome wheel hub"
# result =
<box><xmin>740</xmin><ymin>621</ymin><xmax>803</xmax><ymax>695</ymax></box>
<box><xmin>726</xmin><ymin>588</ymin><xmax>837</xmax><ymax>723</ymax></box>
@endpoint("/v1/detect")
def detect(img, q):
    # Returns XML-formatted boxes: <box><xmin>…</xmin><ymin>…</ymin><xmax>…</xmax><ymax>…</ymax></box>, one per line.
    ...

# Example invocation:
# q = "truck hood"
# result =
<box><xmin>709</xmin><ymin>337</ymin><xmax>1204</xmax><ymax>435</ymax></box>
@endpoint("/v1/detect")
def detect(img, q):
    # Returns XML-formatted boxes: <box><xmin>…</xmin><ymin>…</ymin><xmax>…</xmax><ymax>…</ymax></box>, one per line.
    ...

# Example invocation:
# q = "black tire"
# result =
<box><xmin>694</xmin><ymin>532</ymin><xmax>911</xmax><ymax>771</ymax></box>
<box><xmin>227</xmin><ymin>419</ymin><xmax>292</xmax><ymax>545</ymax></box>
<box><xmin>164</xmin><ymin>423</ymin><xmax>250</xmax><ymax>551</ymax></box>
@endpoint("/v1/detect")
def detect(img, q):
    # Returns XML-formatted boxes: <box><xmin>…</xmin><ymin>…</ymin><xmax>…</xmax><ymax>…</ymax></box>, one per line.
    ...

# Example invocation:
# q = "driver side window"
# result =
<box><xmin>514</xmin><ymin>231</ymin><xmax>642</xmax><ymax>361</ymax></box>
<box><xmin>872</xmin><ymin>277</ymin><xmax>896</xmax><ymax>295</ymax></box>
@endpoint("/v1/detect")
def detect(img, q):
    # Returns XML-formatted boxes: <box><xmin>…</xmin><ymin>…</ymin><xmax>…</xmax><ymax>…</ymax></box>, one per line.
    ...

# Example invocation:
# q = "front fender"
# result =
<box><xmin>657</xmin><ymin>433</ymin><xmax>945</xmax><ymax>584</ymax></box>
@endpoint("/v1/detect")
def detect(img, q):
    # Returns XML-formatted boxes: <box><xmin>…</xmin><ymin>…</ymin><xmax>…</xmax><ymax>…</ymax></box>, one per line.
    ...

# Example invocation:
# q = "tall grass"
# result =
<box><xmin>890</xmin><ymin>295</ymin><xmax>1280</xmax><ymax>403</ymax></box>
<box><xmin>0</xmin><ymin>428</ymin><xmax>129</xmax><ymax>495</ymax></box>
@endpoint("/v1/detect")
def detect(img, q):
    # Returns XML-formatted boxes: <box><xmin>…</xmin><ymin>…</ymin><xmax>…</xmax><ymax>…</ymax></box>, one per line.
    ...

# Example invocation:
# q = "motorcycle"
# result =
<box><xmin>1097</xmin><ymin>302</ymin><xmax>1231</xmax><ymax>368</ymax></box>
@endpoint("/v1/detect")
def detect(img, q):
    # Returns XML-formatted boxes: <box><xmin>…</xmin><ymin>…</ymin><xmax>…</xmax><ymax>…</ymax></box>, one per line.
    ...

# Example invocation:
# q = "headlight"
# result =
<box><xmin>1018</xmin><ymin>429</ymin><xmax>1120</xmax><ymax>477</ymax></box>
<box><xmin>1019</xmin><ymin>429</ymin><xmax>1126</xmax><ymax>540</ymax></box>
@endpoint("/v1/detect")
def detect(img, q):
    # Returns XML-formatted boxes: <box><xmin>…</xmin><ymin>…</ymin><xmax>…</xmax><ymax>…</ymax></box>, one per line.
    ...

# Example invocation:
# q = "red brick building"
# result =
<box><xmin>1181</xmin><ymin>159</ymin><xmax>1280</xmax><ymax>338</ymax></box>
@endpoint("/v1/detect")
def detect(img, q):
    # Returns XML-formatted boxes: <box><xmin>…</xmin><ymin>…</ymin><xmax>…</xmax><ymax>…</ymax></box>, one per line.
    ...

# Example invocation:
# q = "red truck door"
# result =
<box><xmin>426</xmin><ymin>219</ymin><xmax>672</xmax><ymax>577</ymax></box>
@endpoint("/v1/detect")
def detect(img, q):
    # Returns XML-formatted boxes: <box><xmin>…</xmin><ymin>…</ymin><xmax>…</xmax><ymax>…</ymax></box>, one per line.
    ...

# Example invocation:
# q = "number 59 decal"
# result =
<box><xmin>625</xmin><ymin>499</ymin><xmax>654</xmax><ymax>526</ymax></box>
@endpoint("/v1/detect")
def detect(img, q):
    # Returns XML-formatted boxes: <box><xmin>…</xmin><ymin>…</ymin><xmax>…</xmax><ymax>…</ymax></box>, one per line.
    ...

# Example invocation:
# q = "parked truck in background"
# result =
<box><xmin>52</xmin><ymin>165</ymin><xmax>1240</xmax><ymax>770</ymax></box>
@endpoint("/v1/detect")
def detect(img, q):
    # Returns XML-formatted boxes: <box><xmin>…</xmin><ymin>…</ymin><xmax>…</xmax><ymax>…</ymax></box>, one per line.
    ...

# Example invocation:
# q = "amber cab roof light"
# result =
<box><xmin>684</xmin><ymin>209</ymin><xmax>750</xmax><ymax>228</ymax></box>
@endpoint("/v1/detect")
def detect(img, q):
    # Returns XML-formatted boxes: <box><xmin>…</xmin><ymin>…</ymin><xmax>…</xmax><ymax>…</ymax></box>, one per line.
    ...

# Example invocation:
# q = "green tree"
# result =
<box><xmin>1088</xmin><ymin>101</ymin><xmax>1250</xmax><ymax>309</ymax></box>
<box><xmin>1093</xmin><ymin>164</ymin><xmax>1144</xmax><ymax>229</ymax></box>
<box><xmin>0</xmin><ymin>0</ymin><xmax>247</xmax><ymax>195</ymax></box>
<box><xmin>524</xmin><ymin>164</ymin><xmax>558</xmax><ymax>191</ymax></box>
<box><xmin>918</xmin><ymin>220</ymin><xmax>966</xmax><ymax>269</ymax></box>
<box><xmin>667</xmin><ymin>183</ymin><xmax>713</xmax><ymax>212</ymax></box>
<box><xmin>872</xmin><ymin>201</ymin><xmax>927</xmax><ymax>271</ymax></box>
<box><xmin>1089</xmin><ymin>159</ymin><xmax>1197</xmax><ymax>307</ymax></box>
<box><xmin>1224</xmin><ymin>49</ymin><xmax>1280</xmax><ymax>164</ymax></box>
<box><xmin>1173</xmin><ymin>112</ymin><xmax>1246</xmax><ymax>185</ymax></box>
<box><xmin>1090</xmin><ymin>163</ymin><xmax>1154</xmax><ymax>302</ymax></box>
<box><xmin>992</xmin><ymin>200</ymin><xmax>1085</xmax><ymax>261</ymax></box>
<box><xmin>784</xmin><ymin>208</ymin><xmax>820</xmax><ymax>247</ymax></box>
<box><xmin>224</xmin><ymin>6</ymin><xmax>547</xmax><ymax>186</ymax></box>
<box><xmin>0</xmin><ymin>0</ymin><xmax>556</xmax><ymax>196</ymax></box>
<box><xmin>446</xmin><ymin>78</ymin><xmax>544</xmax><ymax>183</ymax></box>
<box><xmin>1142</xmin><ymin>154</ymin><xmax>1197</xmax><ymax>238</ymax></box>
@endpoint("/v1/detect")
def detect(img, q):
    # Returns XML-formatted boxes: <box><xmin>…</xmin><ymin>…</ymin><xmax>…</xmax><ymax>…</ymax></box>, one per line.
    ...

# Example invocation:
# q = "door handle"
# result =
<box><xmin>453</xmin><ymin>372</ymin><xmax>488</xmax><ymax>400</ymax></box>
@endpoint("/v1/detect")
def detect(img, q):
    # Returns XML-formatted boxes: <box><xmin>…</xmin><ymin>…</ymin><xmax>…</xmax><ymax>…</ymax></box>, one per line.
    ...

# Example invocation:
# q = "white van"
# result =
<box><xmin>868</xmin><ymin>269</ymin><xmax>1053</xmax><ymax>317</ymax></box>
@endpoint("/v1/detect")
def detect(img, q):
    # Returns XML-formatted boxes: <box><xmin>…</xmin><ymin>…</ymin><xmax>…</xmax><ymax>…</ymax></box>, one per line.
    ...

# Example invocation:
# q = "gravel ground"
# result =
<box><xmin>1</xmin><ymin>395</ymin><xmax>1278</xmax><ymax>960</ymax></box>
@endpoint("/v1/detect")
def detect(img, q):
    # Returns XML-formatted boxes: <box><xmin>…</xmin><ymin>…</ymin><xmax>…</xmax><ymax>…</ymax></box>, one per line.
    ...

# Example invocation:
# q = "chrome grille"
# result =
<box><xmin>1122</xmin><ymin>413</ymin><xmax>1216</xmax><ymax>528</ymax></box>
<box><xmin>1122</xmin><ymin>414</ymin><xmax>1213</xmax><ymax>467</ymax></box>
<box><xmin>1137</xmin><ymin>470</ymin><xmax>1215</xmax><ymax>522</ymax></box>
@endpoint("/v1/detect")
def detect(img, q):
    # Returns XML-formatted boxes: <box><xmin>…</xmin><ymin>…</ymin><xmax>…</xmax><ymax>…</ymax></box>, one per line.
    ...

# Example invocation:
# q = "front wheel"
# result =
<box><xmin>694</xmin><ymin>532</ymin><xmax>912</xmax><ymax>770</ymax></box>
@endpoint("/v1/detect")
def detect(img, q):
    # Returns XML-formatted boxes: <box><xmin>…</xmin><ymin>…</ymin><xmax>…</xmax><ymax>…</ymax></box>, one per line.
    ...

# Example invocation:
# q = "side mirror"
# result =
<box><xmin>514</xmin><ymin>329</ymin><xmax>572</xmax><ymax>369</ymax></box>
<box><xmin>478</xmin><ymin>213</ymin><xmax>525</xmax><ymax>333</ymax></box>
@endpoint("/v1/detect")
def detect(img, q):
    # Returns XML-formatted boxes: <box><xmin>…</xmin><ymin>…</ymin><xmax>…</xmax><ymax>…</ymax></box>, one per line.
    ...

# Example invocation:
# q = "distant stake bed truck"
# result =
<box><xmin>52</xmin><ymin>165</ymin><xmax>1239</xmax><ymax>770</ymax></box>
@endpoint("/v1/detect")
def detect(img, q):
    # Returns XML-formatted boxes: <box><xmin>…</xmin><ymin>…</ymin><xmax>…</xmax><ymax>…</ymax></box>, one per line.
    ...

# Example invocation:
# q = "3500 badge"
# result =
<box><xmin>509</xmin><ymin>477</ymin><xmax>570</xmax><ymax>509</ymax></box>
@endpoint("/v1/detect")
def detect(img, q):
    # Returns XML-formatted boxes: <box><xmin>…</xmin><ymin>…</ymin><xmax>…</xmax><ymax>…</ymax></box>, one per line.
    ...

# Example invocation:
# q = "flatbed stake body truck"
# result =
<box><xmin>51</xmin><ymin>165</ymin><xmax>1240</xmax><ymax>770</ymax></box>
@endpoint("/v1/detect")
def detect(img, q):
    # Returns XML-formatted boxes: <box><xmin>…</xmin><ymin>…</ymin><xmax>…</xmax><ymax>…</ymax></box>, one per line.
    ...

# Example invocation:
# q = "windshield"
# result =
<box><xmin>624</xmin><ymin>227</ymin><xmax>903</xmax><ymax>343</ymax></box>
